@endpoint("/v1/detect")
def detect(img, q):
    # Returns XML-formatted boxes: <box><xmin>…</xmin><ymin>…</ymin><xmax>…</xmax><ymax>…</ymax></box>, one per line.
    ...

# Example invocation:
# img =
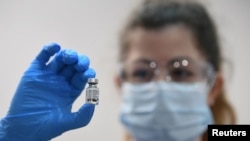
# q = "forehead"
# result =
<box><xmin>126</xmin><ymin>25</ymin><xmax>205</xmax><ymax>64</ymax></box>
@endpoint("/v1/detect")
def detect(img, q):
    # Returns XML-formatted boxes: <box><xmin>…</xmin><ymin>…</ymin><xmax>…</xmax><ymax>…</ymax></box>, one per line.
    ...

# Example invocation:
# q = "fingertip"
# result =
<box><xmin>78</xmin><ymin>103</ymin><xmax>95</xmax><ymax>124</ymax></box>
<box><xmin>61</xmin><ymin>49</ymin><xmax>78</xmax><ymax>64</ymax></box>
<box><xmin>70</xmin><ymin>68</ymin><xmax>96</xmax><ymax>90</ymax></box>
<box><xmin>74</xmin><ymin>103</ymin><xmax>95</xmax><ymax>127</ymax></box>
<box><xmin>30</xmin><ymin>43</ymin><xmax>61</xmax><ymax>70</ymax></box>
<box><xmin>43</xmin><ymin>42</ymin><xmax>61</xmax><ymax>55</ymax></box>
<box><xmin>62</xmin><ymin>103</ymin><xmax>95</xmax><ymax>131</ymax></box>
<box><xmin>83</xmin><ymin>68</ymin><xmax>96</xmax><ymax>79</ymax></box>
<box><xmin>74</xmin><ymin>55</ymin><xmax>90</xmax><ymax>72</ymax></box>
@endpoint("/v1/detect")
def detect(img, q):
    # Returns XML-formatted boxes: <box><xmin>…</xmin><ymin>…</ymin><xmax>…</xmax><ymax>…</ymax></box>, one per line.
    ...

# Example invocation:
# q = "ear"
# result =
<box><xmin>207</xmin><ymin>73</ymin><xmax>224</xmax><ymax>106</ymax></box>
<box><xmin>114</xmin><ymin>74</ymin><xmax>122</xmax><ymax>89</ymax></box>
<box><xmin>124</xmin><ymin>132</ymin><xmax>132</xmax><ymax>141</ymax></box>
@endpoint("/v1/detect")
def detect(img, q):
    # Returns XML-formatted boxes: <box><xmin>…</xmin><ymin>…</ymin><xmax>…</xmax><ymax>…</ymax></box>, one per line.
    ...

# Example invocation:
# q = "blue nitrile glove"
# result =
<box><xmin>0</xmin><ymin>43</ymin><xmax>96</xmax><ymax>141</ymax></box>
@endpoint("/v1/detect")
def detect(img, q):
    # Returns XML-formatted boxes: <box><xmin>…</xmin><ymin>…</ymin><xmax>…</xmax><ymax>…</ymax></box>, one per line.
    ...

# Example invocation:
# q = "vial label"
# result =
<box><xmin>86</xmin><ymin>87</ymin><xmax>99</xmax><ymax>105</ymax></box>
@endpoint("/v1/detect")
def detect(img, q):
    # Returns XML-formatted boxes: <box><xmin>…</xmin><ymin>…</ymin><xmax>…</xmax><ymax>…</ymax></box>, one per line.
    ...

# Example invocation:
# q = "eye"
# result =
<box><xmin>170</xmin><ymin>68</ymin><xmax>194</xmax><ymax>81</ymax></box>
<box><xmin>133</xmin><ymin>69</ymin><xmax>149</xmax><ymax>78</ymax></box>
<box><xmin>131</xmin><ymin>69</ymin><xmax>154</xmax><ymax>82</ymax></box>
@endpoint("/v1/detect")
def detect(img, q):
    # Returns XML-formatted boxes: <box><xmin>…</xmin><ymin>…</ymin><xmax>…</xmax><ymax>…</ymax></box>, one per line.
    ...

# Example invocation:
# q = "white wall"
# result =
<box><xmin>0</xmin><ymin>0</ymin><xmax>249</xmax><ymax>141</ymax></box>
<box><xmin>204</xmin><ymin>0</ymin><xmax>250</xmax><ymax>125</ymax></box>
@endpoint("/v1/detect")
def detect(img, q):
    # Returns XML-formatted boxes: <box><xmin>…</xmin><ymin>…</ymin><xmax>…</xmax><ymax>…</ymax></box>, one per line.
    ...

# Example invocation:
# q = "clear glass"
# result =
<box><xmin>86</xmin><ymin>83</ymin><xmax>99</xmax><ymax>105</ymax></box>
<box><xmin>120</xmin><ymin>57</ymin><xmax>215</xmax><ymax>86</ymax></box>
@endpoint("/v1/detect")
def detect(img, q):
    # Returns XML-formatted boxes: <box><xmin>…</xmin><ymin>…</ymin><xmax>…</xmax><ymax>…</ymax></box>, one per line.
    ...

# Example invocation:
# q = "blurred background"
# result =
<box><xmin>0</xmin><ymin>0</ymin><xmax>249</xmax><ymax>140</ymax></box>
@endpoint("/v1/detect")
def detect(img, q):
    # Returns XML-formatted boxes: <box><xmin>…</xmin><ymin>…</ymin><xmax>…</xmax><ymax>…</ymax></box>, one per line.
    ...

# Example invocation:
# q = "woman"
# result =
<box><xmin>115</xmin><ymin>0</ymin><xmax>236</xmax><ymax>141</ymax></box>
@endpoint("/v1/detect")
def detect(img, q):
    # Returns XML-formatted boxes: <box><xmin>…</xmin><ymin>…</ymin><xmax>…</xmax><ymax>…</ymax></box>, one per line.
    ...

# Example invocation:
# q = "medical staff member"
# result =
<box><xmin>0</xmin><ymin>43</ymin><xmax>96</xmax><ymax>140</ymax></box>
<box><xmin>115</xmin><ymin>0</ymin><xmax>236</xmax><ymax>141</ymax></box>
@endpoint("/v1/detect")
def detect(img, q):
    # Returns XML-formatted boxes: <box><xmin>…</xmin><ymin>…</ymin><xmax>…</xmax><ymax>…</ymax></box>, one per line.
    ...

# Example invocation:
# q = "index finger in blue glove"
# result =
<box><xmin>58</xmin><ymin>54</ymin><xmax>90</xmax><ymax>82</ymax></box>
<box><xmin>46</xmin><ymin>49</ymin><xmax>78</xmax><ymax>73</ymax></box>
<box><xmin>29</xmin><ymin>43</ymin><xmax>61</xmax><ymax>71</ymax></box>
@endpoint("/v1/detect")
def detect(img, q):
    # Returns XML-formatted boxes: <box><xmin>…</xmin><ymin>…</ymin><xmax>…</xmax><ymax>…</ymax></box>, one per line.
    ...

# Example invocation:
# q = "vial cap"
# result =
<box><xmin>88</xmin><ymin>78</ymin><xmax>98</xmax><ymax>84</ymax></box>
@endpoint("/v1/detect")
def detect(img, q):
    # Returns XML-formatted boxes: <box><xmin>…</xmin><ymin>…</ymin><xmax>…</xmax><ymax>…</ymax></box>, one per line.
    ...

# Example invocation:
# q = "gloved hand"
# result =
<box><xmin>0</xmin><ymin>43</ymin><xmax>96</xmax><ymax>141</ymax></box>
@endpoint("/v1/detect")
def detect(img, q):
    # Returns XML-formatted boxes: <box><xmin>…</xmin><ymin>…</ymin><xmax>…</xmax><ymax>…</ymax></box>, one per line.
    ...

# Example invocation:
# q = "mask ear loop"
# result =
<box><xmin>206</xmin><ymin>63</ymin><xmax>217</xmax><ymax>90</ymax></box>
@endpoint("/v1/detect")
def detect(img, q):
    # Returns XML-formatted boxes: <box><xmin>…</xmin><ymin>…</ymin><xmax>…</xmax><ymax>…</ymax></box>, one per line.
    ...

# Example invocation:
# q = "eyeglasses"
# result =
<box><xmin>119</xmin><ymin>57</ymin><xmax>215</xmax><ymax>85</ymax></box>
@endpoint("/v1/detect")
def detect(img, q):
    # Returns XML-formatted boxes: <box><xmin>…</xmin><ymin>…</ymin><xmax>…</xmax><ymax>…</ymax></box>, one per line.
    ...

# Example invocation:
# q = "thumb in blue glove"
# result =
<box><xmin>0</xmin><ymin>43</ymin><xmax>96</xmax><ymax>141</ymax></box>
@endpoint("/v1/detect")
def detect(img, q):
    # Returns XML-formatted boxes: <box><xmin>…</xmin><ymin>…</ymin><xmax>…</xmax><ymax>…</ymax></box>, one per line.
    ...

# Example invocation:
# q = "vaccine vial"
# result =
<box><xmin>86</xmin><ymin>78</ymin><xmax>99</xmax><ymax>105</ymax></box>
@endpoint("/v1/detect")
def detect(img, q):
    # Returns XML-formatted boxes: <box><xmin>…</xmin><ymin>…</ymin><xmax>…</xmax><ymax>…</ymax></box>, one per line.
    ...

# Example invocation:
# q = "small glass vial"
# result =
<box><xmin>86</xmin><ymin>78</ymin><xmax>99</xmax><ymax>105</ymax></box>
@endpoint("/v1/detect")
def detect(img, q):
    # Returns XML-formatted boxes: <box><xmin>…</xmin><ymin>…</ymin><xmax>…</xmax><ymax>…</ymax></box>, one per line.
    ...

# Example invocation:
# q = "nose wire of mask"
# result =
<box><xmin>119</xmin><ymin>81</ymin><xmax>214</xmax><ymax>141</ymax></box>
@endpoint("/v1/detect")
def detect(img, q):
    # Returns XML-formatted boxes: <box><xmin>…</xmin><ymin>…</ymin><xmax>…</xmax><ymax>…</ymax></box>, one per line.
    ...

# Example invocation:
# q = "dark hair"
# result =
<box><xmin>120</xmin><ymin>0</ymin><xmax>220</xmax><ymax>71</ymax></box>
<box><xmin>119</xmin><ymin>0</ymin><xmax>236</xmax><ymax>141</ymax></box>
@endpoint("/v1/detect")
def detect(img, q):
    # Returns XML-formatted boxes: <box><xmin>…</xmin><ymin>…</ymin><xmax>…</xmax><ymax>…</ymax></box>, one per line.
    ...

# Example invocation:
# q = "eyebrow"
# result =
<box><xmin>167</xmin><ymin>56</ymin><xmax>198</xmax><ymax>67</ymax></box>
<box><xmin>133</xmin><ymin>58</ymin><xmax>155</xmax><ymax>64</ymax></box>
<box><xmin>130</xmin><ymin>56</ymin><xmax>196</xmax><ymax>66</ymax></box>
<box><xmin>167</xmin><ymin>56</ymin><xmax>193</xmax><ymax>66</ymax></box>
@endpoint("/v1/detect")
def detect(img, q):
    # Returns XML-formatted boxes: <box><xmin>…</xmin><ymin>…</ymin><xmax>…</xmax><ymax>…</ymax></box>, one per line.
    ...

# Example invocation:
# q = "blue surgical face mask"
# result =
<box><xmin>119</xmin><ymin>81</ymin><xmax>214</xmax><ymax>141</ymax></box>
